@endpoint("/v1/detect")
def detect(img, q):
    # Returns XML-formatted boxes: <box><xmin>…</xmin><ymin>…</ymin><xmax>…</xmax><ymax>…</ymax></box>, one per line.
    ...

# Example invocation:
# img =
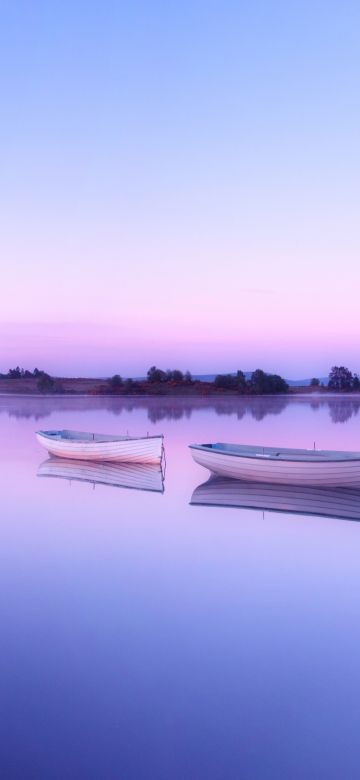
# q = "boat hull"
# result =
<box><xmin>190</xmin><ymin>446</ymin><xmax>360</xmax><ymax>487</ymax></box>
<box><xmin>191</xmin><ymin>476</ymin><xmax>360</xmax><ymax>521</ymax></box>
<box><xmin>36</xmin><ymin>432</ymin><xmax>163</xmax><ymax>464</ymax></box>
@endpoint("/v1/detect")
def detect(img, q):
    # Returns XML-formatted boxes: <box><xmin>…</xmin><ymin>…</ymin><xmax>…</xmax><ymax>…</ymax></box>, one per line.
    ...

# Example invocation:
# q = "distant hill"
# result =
<box><xmin>192</xmin><ymin>372</ymin><xmax>329</xmax><ymax>387</ymax></box>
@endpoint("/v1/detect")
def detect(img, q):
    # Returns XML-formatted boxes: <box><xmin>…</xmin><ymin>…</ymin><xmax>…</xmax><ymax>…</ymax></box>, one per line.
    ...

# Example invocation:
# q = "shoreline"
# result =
<box><xmin>0</xmin><ymin>375</ymin><xmax>357</xmax><ymax>398</ymax></box>
<box><xmin>1</xmin><ymin>391</ymin><xmax>360</xmax><ymax>399</ymax></box>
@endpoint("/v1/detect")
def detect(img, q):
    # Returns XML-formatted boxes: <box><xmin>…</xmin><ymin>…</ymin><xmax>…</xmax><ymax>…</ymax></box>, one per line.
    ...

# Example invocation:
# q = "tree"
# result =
<box><xmin>328</xmin><ymin>366</ymin><xmax>353</xmax><ymax>392</ymax></box>
<box><xmin>310</xmin><ymin>377</ymin><xmax>320</xmax><ymax>387</ymax></box>
<box><xmin>170</xmin><ymin>369</ymin><xmax>184</xmax><ymax>383</ymax></box>
<box><xmin>147</xmin><ymin>366</ymin><xmax>167</xmax><ymax>383</ymax></box>
<box><xmin>215</xmin><ymin>371</ymin><xmax>247</xmax><ymax>392</ymax></box>
<box><xmin>214</xmin><ymin>373</ymin><xmax>238</xmax><ymax>390</ymax></box>
<box><xmin>184</xmin><ymin>370</ymin><xmax>193</xmax><ymax>384</ymax></box>
<box><xmin>250</xmin><ymin>369</ymin><xmax>268</xmax><ymax>394</ymax></box>
<box><xmin>236</xmin><ymin>370</ymin><xmax>247</xmax><ymax>392</ymax></box>
<box><xmin>250</xmin><ymin>369</ymin><xmax>288</xmax><ymax>394</ymax></box>
<box><xmin>123</xmin><ymin>378</ymin><xmax>135</xmax><ymax>392</ymax></box>
<box><xmin>37</xmin><ymin>372</ymin><xmax>55</xmax><ymax>393</ymax></box>
<box><xmin>268</xmin><ymin>374</ymin><xmax>289</xmax><ymax>393</ymax></box>
<box><xmin>7</xmin><ymin>366</ymin><xmax>23</xmax><ymax>378</ymax></box>
<box><xmin>353</xmin><ymin>374</ymin><xmax>360</xmax><ymax>391</ymax></box>
<box><xmin>109</xmin><ymin>374</ymin><xmax>123</xmax><ymax>390</ymax></box>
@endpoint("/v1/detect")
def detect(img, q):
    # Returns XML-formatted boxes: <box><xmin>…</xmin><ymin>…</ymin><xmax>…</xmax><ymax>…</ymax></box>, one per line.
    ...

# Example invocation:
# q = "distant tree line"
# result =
<box><xmin>214</xmin><ymin>369</ymin><xmax>289</xmax><ymax>394</ymax></box>
<box><xmin>107</xmin><ymin>366</ymin><xmax>360</xmax><ymax>395</ymax></box>
<box><xmin>0</xmin><ymin>366</ymin><xmax>59</xmax><ymax>393</ymax></box>
<box><xmin>2</xmin><ymin>364</ymin><xmax>360</xmax><ymax>396</ymax></box>
<box><xmin>0</xmin><ymin>366</ymin><xmax>44</xmax><ymax>379</ymax></box>
<box><xmin>107</xmin><ymin>367</ymin><xmax>194</xmax><ymax>394</ymax></box>
<box><xmin>106</xmin><ymin>367</ymin><xmax>288</xmax><ymax>394</ymax></box>
<box><xmin>147</xmin><ymin>367</ymin><xmax>193</xmax><ymax>384</ymax></box>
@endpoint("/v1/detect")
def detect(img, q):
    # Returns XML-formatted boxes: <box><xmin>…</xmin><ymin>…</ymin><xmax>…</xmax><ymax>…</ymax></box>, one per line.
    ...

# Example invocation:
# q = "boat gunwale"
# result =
<box><xmin>37</xmin><ymin>430</ymin><xmax>164</xmax><ymax>443</ymax></box>
<box><xmin>189</xmin><ymin>443</ymin><xmax>360</xmax><ymax>464</ymax></box>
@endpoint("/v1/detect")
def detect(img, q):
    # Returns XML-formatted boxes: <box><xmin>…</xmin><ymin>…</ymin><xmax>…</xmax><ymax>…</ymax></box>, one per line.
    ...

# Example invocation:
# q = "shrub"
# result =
<box><xmin>37</xmin><ymin>373</ymin><xmax>55</xmax><ymax>393</ymax></box>
<box><xmin>109</xmin><ymin>374</ymin><xmax>123</xmax><ymax>390</ymax></box>
<box><xmin>214</xmin><ymin>374</ymin><xmax>238</xmax><ymax>390</ymax></box>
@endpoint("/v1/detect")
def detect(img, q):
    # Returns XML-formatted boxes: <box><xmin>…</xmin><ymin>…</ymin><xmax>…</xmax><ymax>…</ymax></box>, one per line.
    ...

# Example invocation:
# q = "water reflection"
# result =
<box><xmin>2</xmin><ymin>393</ymin><xmax>360</xmax><ymax>423</ymax></box>
<box><xmin>0</xmin><ymin>394</ymin><xmax>289</xmax><ymax>421</ymax></box>
<box><xmin>328</xmin><ymin>399</ymin><xmax>360</xmax><ymax>424</ymax></box>
<box><xmin>37</xmin><ymin>458</ymin><xmax>165</xmax><ymax>493</ymax></box>
<box><xmin>308</xmin><ymin>397</ymin><xmax>360</xmax><ymax>423</ymax></box>
<box><xmin>2</xmin><ymin>394</ymin><xmax>360</xmax><ymax>778</ymax></box>
<box><xmin>0</xmin><ymin>394</ymin><xmax>297</xmax><ymax>422</ymax></box>
<box><xmin>191</xmin><ymin>476</ymin><xmax>360</xmax><ymax>522</ymax></box>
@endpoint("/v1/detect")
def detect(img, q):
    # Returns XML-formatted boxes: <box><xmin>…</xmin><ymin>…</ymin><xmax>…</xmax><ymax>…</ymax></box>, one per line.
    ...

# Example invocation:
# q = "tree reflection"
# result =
<box><xmin>328</xmin><ymin>398</ymin><xmax>360</xmax><ymax>424</ymax></box>
<box><xmin>1</xmin><ymin>395</ymin><xmax>290</xmax><ymax>422</ymax></box>
<box><xmin>248</xmin><ymin>397</ymin><xmax>288</xmax><ymax>420</ymax></box>
<box><xmin>307</xmin><ymin>397</ymin><xmax>360</xmax><ymax>423</ymax></box>
<box><xmin>2</xmin><ymin>394</ymin><xmax>359</xmax><ymax>424</ymax></box>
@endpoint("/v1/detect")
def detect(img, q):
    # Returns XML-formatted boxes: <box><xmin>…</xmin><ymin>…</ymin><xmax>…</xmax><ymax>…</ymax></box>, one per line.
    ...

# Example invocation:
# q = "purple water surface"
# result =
<box><xmin>1</xmin><ymin>394</ymin><xmax>360</xmax><ymax>779</ymax></box>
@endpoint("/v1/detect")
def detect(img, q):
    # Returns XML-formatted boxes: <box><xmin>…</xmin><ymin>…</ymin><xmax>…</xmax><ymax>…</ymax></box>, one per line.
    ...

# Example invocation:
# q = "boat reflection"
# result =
<box><xmin>191</xmin><ymin>476</ymin><xmax>360</xmax><ymax>521</ymax></box>
<box><xmin>38</xmin><ymin>458</ymin><xmax>165</xmax><ymax>493</ymax></box>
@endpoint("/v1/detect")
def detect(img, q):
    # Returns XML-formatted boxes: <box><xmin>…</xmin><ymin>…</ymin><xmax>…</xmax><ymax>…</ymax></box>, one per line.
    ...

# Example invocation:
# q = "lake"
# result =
<box><xmin>1</xmin><ymin>394</ymin><xmax>360</xmax><ymax>779</ymax></box>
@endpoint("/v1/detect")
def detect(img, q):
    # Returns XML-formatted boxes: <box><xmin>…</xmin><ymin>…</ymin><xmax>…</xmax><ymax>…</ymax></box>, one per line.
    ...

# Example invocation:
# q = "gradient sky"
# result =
<box><xmin>1</xmin><ymin>1</ymin><xmax>359</xmax><ymax>377</ymax></box>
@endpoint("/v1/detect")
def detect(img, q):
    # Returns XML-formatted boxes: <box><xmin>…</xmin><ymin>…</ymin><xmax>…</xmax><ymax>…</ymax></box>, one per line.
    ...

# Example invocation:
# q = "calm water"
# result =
<box><xmin>1</xmin><ymin>394</ymin><xmax>360</xmax><ymax>779</ymax></box>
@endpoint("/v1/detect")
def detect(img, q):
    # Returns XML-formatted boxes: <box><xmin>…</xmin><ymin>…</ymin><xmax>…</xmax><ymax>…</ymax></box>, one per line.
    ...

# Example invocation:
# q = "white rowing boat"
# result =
<box><xmin>189</xmin><ymin>442</ymin><xmax>360</xmax><ymax>487</ymax></box>
<box><xmin>36</xmin><ymin>429</ymin><xmax>164</xmax><ymax>463</ymax></box>
<box><xmin>38</xmin><ymin>458</ymin><xmax>164</xmax><ymax>493</ymax></box>
<box><xmin>191</xmin><ymin>476</ymin><xmax>360</xmax><ymax>521</ymax></box>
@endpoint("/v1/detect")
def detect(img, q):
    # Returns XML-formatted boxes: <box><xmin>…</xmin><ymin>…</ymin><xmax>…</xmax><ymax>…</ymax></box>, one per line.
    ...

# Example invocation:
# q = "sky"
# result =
<box><xmin>1</xmin><ymin>1</ymin><xmax>359</xmax><ymax>378</ymax></box>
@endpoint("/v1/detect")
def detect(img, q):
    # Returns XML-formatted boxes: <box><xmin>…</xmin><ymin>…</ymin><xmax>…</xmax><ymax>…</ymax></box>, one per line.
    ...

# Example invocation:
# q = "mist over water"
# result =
<box><xmin>2</xmin><ymin>393</ymin><xmax>360</xmax><ymax>425</ymax></box>
<box><xmin>1</xmin><ymin>395</ymin><xmax>360</xmax><ymax>779</ymax></box>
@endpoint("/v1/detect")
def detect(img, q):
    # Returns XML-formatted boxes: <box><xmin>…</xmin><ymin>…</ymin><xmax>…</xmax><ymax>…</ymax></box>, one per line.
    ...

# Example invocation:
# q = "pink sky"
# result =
<box><xmin>2</xmin><ymin>200</ymin><xmax>359</xmax><ymax>377</ymax></box>
<box><xmin>1</xmin><ymin>2</ymin><xmax>359</xmax><ymax>378</ymax></box>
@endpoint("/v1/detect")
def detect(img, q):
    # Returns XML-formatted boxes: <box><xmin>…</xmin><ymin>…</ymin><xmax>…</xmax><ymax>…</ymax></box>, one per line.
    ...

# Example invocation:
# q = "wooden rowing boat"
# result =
<box><xmin>190</xmin><ymin>476</ymin><xmax>360</xmax><ymax>521</ymax></box>
<box><xmin>38</xmin><ymin>458</ymin><xmax>164</xmax><ymax>493</ymax></box>
<box><xmin>36</xmin><ymin>429</ymin><xmax>164</xmax><ymax>463</ymax></box>
<box><xmin>189</xmin><ymin>442</ymin><xmax>360</xmax><ymax>487</ymax></box>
